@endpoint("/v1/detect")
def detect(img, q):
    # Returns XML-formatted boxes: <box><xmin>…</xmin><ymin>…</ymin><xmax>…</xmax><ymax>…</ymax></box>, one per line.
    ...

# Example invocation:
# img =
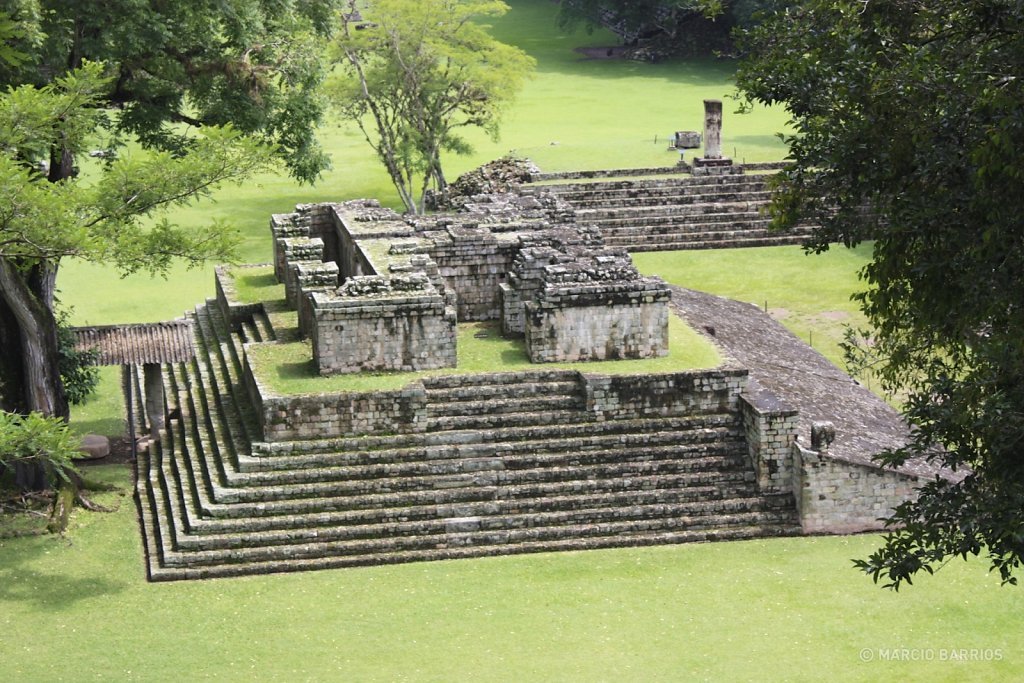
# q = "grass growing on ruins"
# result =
<box><xmin>634</xmin><ymin>244</ymin><xmax>873</xmax><ymax>374</ymax></box>
<box><xmin>3</xmin><ymin>465</ymin><xmax>1022</xmax><ymax>681</ymax></box>
<box><xmin>248</xmin><ymin>315</ymin><xmax>721</xmax><ymax>395</ymax></box>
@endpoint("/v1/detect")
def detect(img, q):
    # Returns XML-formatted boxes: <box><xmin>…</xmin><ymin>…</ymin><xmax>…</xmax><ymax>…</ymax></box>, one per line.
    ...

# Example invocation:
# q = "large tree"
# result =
<box><xmin>0</xmin><ymin>62</ymin><xmax>275</xmax><ymax>420</ymax></box>
<box><xmin>556</xmin><ymin>1</ymin><xmax>767</xmax><ymax>51</ymax></box>
<box><xmin>329</xmin><ymin>0</ymin><xmax>535</xmax><ymax>214</ymax></box>
<box><xmin>735</xmin><ymin>0</ymin><xmax>1024</xmax><ymax>587</ymax></box>
<box><xmin>0</xmin><ymin>0</ymin><xmax>336</xmax><ymax>183</ymax></box>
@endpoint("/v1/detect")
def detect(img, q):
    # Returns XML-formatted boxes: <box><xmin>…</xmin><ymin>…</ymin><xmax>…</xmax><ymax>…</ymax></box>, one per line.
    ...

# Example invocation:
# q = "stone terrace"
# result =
<box><xmin>520</xmin><ymin>173</ymin><xmax>816</xmax><ymax>252</ymax></box>
<box><xmin>132</xmin><ymin>300</ymin><xmax>802</xmax><ymax>580</ymax></box>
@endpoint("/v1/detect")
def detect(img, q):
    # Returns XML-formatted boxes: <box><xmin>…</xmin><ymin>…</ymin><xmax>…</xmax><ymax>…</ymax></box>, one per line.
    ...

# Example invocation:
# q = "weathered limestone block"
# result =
<box><xmin>310</xmin><ymin>274</ymin><xmax>457</xmax><ymax>374</ymax></box>
<box><xmin>523</xmin><ymin>252</ymin><xmax>671</xmax><ymax>363</ymax></box>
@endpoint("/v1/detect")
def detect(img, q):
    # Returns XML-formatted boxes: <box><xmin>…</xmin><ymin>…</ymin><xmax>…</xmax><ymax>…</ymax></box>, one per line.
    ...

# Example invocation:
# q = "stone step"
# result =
<box><xmin>425</xmin><ymin>408</ymin><xmax>590</xmax><ymax>432</ymax></box>
<box><xmin>247</xmin><ymin>412</ymin><xmax>741</xmax><ymax>462</ymax></box>
<box><xmin>421</xmin><ymin>370</ymin><xmax>577</xmax><ymax>390</ymax></box>
<box><xmin>423</xmin><ymin>379</ymin><xmax>581</xmax><ymax>402</ymax></box>
<box><xmin>236</xmin><ymin>438</ymin><xmax>747</xmax><ymax>487</ymax></box>
<box><xmin>252</xmin><ymin>309</ymin><xmax>276</xmax><ymax>342</ymax></box>
<box><xmin>593</xmin><ymin>211</ymin><xmax>768</xmax><ymax>231</ymax></box>
<box><xmin>576</xmin><ymin>201</ymin><xmax>767</xmax><ymax>222</ymax></box>
<box><xmin>199</xmin><ymin>453</ymin><xmax>756</xmax><ymax>505</ymax></box>
<box><xmin>425</xmin><ymin>394</ymin><xmax>583</xmax><ymax>418</ymax></box>
<box><xmin>145</xmin><ymin>521</ymin><xmax>803</xmax><ymax>581</ymax></box>
<box><xmin>523</xmin><ymin>175</ymin><xmax>771</xmax><ymax>196</ymax></box>
<box><xmin>163</xmin><ymin>450</ymin><xmax>745</xmax><ymax>540</ymax></box>
<box><xmin>150</xmin><ymin>503</ymin><xmax>800</xmax><ymax>570</ymax></box>
<box><xmin>565</xmin><ymin>191</ymin><xmax>773</xmax><ymax>210</ymax></box>
<box><xmin>601</xmin><ymin>226</ymin><xmax>808</xmax><ymax>246</ymax></box>
<box><xmin>622</xmin><ymin>234</ymin><xmax>814</xmax><ymax>252</ymax></box>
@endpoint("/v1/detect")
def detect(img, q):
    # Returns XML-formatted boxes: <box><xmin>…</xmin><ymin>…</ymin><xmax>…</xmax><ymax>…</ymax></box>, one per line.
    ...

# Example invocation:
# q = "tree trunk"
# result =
<box><xmin>0</xmin><ymin>295</ymin><xmax>27</xmax><ymax>413</ymax></box>
<box><xmin>0</xmin><ymin>258</ymin><xmax>69</xmax><ymax>421</ymax></box>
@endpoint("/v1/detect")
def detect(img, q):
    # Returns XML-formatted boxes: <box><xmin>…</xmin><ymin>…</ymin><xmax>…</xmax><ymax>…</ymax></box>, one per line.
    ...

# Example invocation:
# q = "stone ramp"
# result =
<box><xmin>668</xmin><ymin>286</ymin><xmax>949</xmax><ymax>481</ymax></box>
<box><xmin>521</xmin><ymin>174</ymin><xmax>815</xmax><ymax>251</ymax></box>
<box><xmin>133</xmin><ymin>302</ymin><xmax>801</xmax><ymax>581</ymax></box>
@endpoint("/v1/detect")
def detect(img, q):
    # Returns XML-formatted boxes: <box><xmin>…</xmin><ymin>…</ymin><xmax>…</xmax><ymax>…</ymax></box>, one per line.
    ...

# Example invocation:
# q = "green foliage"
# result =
<box><xmin>55</xmin><ymin>306</ymin><xmax>97</xmax><ymax>406</ymax></box>
<box><xmin>0</xmin><ymin>0</ymin><xmax>336</xmax><ymax>182</ymax></box>
<box><xmin>0</xmin><ymin>410</ymin><xmax>78</xmax><ymax>489</ymax></box>
<box><xmin>736</xmin><ymin>0</ymin><xmax>1024</xmax><ymax>587</ymax></box>
<box><xmin>0</xmin><ymin>62</ymin><xmax>278</xmax><ymax>276</ymax></box>
<box><xmin>329</xmin><ymin>0</ymin><xmax>536</xmax><ymax>212</ymax></box>
<box><xmin>555</xmin><ymin>0</ymin><xmax>768</xmax><ymax>48</ymax></box>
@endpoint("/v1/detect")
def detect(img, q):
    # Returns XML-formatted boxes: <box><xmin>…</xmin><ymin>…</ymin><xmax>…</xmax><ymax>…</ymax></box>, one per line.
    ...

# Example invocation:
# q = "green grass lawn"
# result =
<box><xmin>248</xmin><ymin>314</ymin><xmax>721</xmax><ymax>395</ymax></box>
<box><xmin>634</xmin><ymin>244</ymin><xmax>874</xmax><ymax>373</ymax></box>
<box><xmin>2</xmin><ymin>464</ymin><xmax>1021</xmax><ymax>682</ymax></box>
<box><xmin>31</xmin><ymin>4</ymin><xmax>1018</xmax><ymax>680</ymax></box>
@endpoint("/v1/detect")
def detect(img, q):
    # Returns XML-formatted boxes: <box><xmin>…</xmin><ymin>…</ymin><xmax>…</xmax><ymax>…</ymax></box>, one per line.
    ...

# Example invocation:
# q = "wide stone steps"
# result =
<box><xmin>567</xmin><ymin>190</ymin><xmax>773</xmax><ymax>210</ymax></box>
<box><xmin>177</xmin><ymin>447</ymin><xmax>754</xmax><ymax>508</ymax></box>
<box><xmin>523</xmin><ymin>175</ymin><xmax>771</xmax><ymax>197</ymax></box>
<box><xmin>145</xmin><ymin>522</ymin><xmax>801</xmax><ymax>581</ymax></box>
<box><xmin>520</xmin><ymin>173</ymin><xmax>817</xmax><ymax>253</ymax></box>
<box><xmin>622</xmin><ymin>234</ymin><xmax>813</xmax><ymax>252</ymax></box>
<box><xmin>133</xmin><ymin>301</ymin><xmax>803</xmax><ymax>581</ymax></box>
<box><xmin>593</xmin><ymin>212</ymin><xmax>768</xmax><ymax>232</ymax></box>
<box><xmin>237</xmin><ymin>436</ymin><xmax>746</xmax><ymax>486</ymax></box>
<box><xmin>576</xmin><ymin>200</ymin><xmax>767</xmax><ymax>222</ymax></box>
<box><xmin>151</xmin><ymin>497</ymin><xmax>797</xmax><ymax>568</ymax></box>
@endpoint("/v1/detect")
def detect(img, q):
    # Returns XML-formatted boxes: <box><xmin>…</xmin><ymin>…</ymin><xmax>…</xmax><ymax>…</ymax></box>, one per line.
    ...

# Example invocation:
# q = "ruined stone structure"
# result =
<box><xmin>122</xmin><ymin>162</ymin><xmax>952</xmax><ymax>582</ymax></box>
<box><xmin>269</xmin><ymin>193</ymin><xmax>670</xmax><ymax>374</ymax></box>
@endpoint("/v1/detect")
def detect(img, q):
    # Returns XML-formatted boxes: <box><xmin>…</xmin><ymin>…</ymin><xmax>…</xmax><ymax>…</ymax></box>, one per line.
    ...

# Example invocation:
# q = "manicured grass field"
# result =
<box><xmin>633</xmin><ymin>244</ymin><xmax>874</xmax><ymax>371</ymax></box>
<box><xmin>2</xmin><ymin>464</ymin><xmax>1021</xmax><ymax>682</ymax></box>
<box><xmin>19</xmin><ymin>3</ymin><xmax>1017</xmax><ymax>681</ymax></box>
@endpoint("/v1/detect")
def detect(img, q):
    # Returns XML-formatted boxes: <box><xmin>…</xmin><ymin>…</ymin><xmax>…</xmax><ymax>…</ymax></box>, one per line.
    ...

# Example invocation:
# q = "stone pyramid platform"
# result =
<box><xmin>132</xmin><ymin>301</ymin><xmax>802</xmax><ymax>581</ymax></box>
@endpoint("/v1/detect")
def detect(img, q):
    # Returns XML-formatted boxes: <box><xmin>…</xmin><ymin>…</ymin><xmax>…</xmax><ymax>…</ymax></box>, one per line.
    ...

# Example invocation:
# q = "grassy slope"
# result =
<box><xmin>2</xmin><ymin>465</ymin><xmax>1021</xmax><ymax>682</ymax></box>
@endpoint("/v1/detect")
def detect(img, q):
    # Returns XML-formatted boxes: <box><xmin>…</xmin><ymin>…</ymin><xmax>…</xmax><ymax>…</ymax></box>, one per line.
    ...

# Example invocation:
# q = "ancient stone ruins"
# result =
<box><xmin>98</xmin><ymin>156</ymin><xmax>958</xmax><ymax>582</ymax></box>
<box><xmin>83</xmin><ymin>107</ymin><xmax>954</xmax><ymax>580</ymax></box>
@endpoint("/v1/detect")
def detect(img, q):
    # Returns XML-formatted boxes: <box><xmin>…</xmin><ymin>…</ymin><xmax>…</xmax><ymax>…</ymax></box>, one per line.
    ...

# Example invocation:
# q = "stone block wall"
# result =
<box><xmin>286</xmin><ymin>260</ymin><xmax>338</xmax><ymax>309</ymax></box>
<box><xmin>427</xmin><ymin>225</ymin><xmax>518</xmax><ymax>321</ymax></box>
<box><xmin>525</xmin><ymin>282</ymin><xmax>670</xmax><ymax>363</ymax></box>
<box><xmin>241</xmin><ymin>348</ymin><xmax>428</xmax><ymax>440</ymax></box>
<box><xmin>794</xmin><ymin>444</ymin><xmax>920</xmax><ymax>533</ymax></box>
<box><xmin>582</xmin><ymin>369</ymin><xmax>747</xmax><ymax>420</ymax></box>
<box><xmin>309</xmin><ymin>274</ymin><xmax>457</xmax><ymax>375</ymax></box>
<box><xmin>739</xmin><ymin>389</ymin><xmax>799</xmax><ymax>495</ymax></box>
<box><xmin>214</xmin><ymin>266</ymin><xmax>265</xmax><ymax>332</ymax></box>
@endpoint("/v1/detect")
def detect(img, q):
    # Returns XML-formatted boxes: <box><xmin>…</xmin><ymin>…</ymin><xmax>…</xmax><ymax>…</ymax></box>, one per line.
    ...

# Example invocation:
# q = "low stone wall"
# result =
<box><xmin>582</xmin><ymin>369</ymin><xmax>747</xmax><ymax>420</ymax></box>
<box><xmin>525</xmin><ymin>275</ymin><xmax>671</xmax><ymax>363</ymax></box>
<box><xmin>427</xmin><ymin>225</ymin><xmax>518</xmax><ymax>321</ymax></box>
<box><xmin>214</xmin><ymin>266</ymin><xmax>264</xmax><ymax>332</ymax></box>
<box><xmin>795</xmin><ymin>444</ymin><xmax>920</xmax><ymax>533</ymax></box>
<box><xmin>241</xmin><ymin>347</ymin><xmax>428</xmax><ymax>441</ymax></box>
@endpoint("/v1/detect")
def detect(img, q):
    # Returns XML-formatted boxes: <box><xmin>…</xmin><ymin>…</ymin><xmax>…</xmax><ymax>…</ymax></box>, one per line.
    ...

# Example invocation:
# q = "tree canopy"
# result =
<box><xmin>735</xmin><ymin>0</ymin><xmax>1024</xmax><ymax>587</ymax></box>
<box><xmin>0</xmin><ymin>0</ymin><xmax>336</xmax><ymax>182</ymax></box>
<box><xmin>329</xmin><ymin>0</ymin><xmax>535</xmax><ymax>214</ymax></box>
<box><xmin>556</xmin><ymin>1</ymin><xmax>767</xmax><ymax>54</ymax></box>
<box><xmin>0</xmin><ymin>61</ymin><xmax>275</xmax><ymax>419</ymax></box>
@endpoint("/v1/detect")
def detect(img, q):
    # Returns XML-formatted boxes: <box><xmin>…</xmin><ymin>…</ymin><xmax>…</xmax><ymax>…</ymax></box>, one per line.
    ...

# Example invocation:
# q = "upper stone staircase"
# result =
<box><xmin>134</xmin><ymin>302</ymin><xmax>799</xmax><ymax>581</ymax></box>
<box><xmin>521</xmin><ymin>174</ymin><xmax>815</xmax><ymax>251</ymax></box>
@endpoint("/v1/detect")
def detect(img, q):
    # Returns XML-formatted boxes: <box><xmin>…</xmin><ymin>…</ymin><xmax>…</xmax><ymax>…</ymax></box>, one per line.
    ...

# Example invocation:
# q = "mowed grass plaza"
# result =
<box><xmin>3</xmin><ymin>1</ymin><xmax>1022</xmax><ymax>680</ymax></box>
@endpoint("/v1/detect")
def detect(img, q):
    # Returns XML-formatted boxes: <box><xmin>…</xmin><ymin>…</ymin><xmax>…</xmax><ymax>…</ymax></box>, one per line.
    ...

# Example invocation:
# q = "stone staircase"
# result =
<box><xmin>521</xmin><ymin>174</ymin><xmax>815</xmax><ymax>251</ymax></box>
<box><xmin>134</xmin><ymin>303</ymin><xmax>800</xmax><ymax>580</ymax></box>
